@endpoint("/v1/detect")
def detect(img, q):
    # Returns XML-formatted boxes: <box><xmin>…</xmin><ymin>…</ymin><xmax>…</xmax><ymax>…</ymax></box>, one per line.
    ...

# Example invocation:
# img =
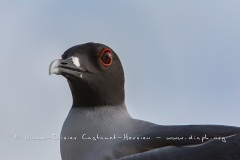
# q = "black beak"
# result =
<box><xmin>49</xmin><ymin>57</ymin><xmax>91</xmax><ymax>78</ymax></box>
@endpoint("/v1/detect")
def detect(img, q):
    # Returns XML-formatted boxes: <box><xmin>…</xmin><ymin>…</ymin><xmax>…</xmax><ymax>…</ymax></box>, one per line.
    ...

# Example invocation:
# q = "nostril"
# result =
<box><xmin>61</xmin><ymin>62</ymin><xmax>68</xmax><ymax>65</ymax></box>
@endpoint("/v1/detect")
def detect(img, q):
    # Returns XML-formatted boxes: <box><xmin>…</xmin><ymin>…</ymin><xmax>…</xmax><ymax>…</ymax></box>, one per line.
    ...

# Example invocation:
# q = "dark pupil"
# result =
<box><xmin>101</xmin><ymin>52</ymin><xmax>112</xmax><ymax>64</ymax></box>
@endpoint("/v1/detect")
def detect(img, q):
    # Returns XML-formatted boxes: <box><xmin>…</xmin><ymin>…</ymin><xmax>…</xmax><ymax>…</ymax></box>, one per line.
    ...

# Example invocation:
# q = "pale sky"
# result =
<box><xmin>1</xmin><ymin>1</ymin><xmax>240</xmax><ymax>159</ymax></box>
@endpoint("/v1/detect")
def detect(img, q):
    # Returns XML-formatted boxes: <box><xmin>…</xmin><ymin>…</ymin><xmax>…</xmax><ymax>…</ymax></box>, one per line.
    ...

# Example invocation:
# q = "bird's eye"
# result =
<box><xmin>100</xmin><ymin>49</ymin><xmax>113</xmax><ymax>67</ymax></box>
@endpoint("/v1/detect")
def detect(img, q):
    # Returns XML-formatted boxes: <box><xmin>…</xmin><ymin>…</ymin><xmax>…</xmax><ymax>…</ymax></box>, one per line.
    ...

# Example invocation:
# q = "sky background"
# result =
<box><xmin>1</xmin><ymin>1</ymin><xmax>240</xmax><ymax>159</ymax></box>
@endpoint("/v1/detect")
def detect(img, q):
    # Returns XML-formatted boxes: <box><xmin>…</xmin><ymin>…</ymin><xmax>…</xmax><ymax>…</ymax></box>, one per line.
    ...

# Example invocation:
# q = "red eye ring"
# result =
<box><xmin>100</xmin><ymin>48</ymin><xmax>113</xmax><ymax>67</ymax></box>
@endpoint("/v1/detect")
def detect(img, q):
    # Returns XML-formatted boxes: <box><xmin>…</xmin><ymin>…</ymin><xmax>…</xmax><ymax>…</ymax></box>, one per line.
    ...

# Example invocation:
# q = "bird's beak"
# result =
<box><xmin>49</xmin><ymin>57</ymin><xmax>88</xmax><ymax>78</ymax></box>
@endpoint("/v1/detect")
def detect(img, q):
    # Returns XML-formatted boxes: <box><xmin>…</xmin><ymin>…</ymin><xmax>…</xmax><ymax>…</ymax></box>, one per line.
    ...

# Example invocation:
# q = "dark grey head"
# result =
<box><xmin>49</xmin><ymin>42</ymin><xmax>125</xmax><ymax>107</ymax></box>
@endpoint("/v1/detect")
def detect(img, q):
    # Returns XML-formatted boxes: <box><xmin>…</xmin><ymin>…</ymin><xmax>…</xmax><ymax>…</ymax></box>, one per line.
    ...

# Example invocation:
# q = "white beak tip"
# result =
<box><xmin>49</xmin><ymin>59</ymin><xmax>61</xmax><ymax>75</ymax></box>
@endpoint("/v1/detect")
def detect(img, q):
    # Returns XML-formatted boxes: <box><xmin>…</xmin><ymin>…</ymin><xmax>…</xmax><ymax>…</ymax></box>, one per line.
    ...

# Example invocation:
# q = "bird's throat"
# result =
<box><xmin>67</xmin><ymin>79</ymin><xmax>125</xmax><ymax>107</ymax></box>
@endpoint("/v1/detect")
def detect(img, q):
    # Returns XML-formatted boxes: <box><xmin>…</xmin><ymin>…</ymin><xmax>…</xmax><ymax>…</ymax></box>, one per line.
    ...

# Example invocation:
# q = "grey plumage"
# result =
<box><xmin>118</xmin><ymin>134</ymin><xmax>240</xmax><ymax>160</ymax></box>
